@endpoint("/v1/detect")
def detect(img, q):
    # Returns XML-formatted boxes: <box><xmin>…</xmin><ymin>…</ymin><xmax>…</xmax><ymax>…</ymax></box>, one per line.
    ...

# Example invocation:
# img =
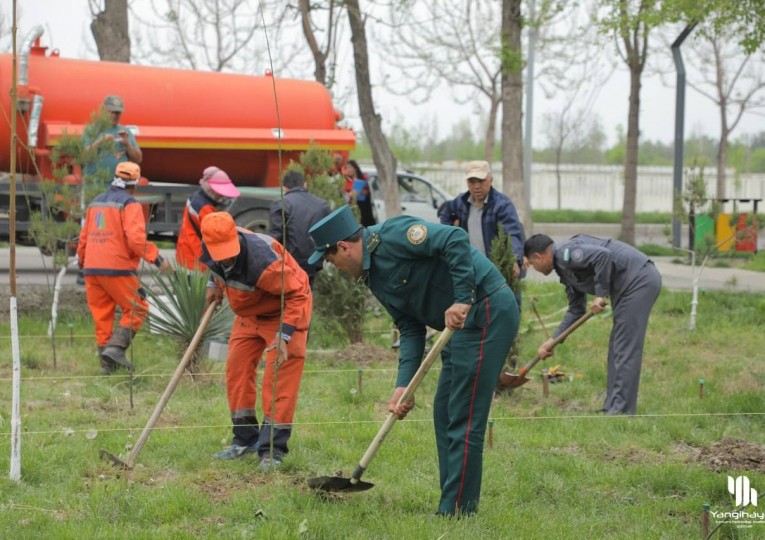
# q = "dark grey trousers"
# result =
<box><xmin>603</xmin><ymin>262</ymin><xmax>662</xmax><ymax>414</ymax></box>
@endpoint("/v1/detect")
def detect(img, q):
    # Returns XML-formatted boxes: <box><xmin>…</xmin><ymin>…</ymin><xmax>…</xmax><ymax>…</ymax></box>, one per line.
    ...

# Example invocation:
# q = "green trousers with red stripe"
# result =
<box><xmin>434</xmin><ymin>286</ymin><xmax>519</xmax><ymax>516</ymax></box>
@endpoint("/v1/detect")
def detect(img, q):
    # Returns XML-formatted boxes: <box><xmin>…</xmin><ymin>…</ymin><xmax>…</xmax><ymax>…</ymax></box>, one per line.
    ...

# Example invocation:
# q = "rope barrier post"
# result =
<box><xmin>702</xmin><ymin>503</ymin><xmax>709</xmax><ymax>539</ymax></box>
<box><xmin>68</xmin><ymin>323</ymin><xmax>74</xmax><ymax>346</ymax></box>
<box><xmin>488</xmin><ymin>419</ymin><xmax>494</xmax><ymax>449</ymax></box>
<box><xmin>542</xmin><ymin>368</ymin><xmax>549</xmax><ymax>398</ymax></box>
<box><xmin>699</xmin><ymin>378</ymin><xmax>704</xmax><ymax>400</ymax></box>
<box><xmin>357</xmin><ymin>369</ymin><xmax>363</xmax><ymax>395</ymax></box>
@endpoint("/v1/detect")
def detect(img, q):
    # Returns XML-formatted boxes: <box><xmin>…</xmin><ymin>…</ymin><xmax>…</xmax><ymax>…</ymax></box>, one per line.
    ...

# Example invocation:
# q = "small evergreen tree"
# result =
<box><xmin>489</xmin><ymin>226</ymin><xmax>522</xmax><ymax>374</ymax></box>
<box><xmin>291</xmin><ymin>144</ymin><xmax>369</xmax><ymax>344</ymax></box>
<box><xmin>28</xmin><ymin>132</ymin><xmax>84</xmax><ymax>268</ymax></box>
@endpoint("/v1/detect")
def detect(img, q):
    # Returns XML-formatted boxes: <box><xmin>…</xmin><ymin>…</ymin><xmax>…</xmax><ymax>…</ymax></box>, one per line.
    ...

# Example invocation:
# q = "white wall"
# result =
<box><xmin>414</xmin><ymin>162</ymin><xmax>765</xmax><ymax>213</ymax></box>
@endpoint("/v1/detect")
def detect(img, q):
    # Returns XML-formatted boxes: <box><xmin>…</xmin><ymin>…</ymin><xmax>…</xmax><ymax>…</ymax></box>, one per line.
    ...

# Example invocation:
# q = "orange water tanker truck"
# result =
<box><xmin>0</xmin><ymin>28</ymin><xmax>355</xmax><ymax>242</ymax></box>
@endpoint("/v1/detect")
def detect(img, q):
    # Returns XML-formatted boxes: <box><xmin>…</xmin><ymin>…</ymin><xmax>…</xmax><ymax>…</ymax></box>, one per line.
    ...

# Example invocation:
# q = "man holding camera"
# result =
<box><xmin>82</xmin><ymin>95</ymin><xmax>143</xmax><ymax>186</ymax></box>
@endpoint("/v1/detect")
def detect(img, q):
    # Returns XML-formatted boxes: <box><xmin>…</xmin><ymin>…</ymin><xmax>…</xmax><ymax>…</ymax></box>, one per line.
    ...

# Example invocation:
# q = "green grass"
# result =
<box><xmin>1</xmin><ymin>284</ymin><xmax>765</xmax><ymax>538</ymax></box>
<box><xmin>532</xmin><ymin>210</ymin><xmax>672</xmax><ymax>224</ymax></box>
<box><xmin>743</xmin><ymin>251</ymin><xmax>765</xmax><ymax>272</ymax></box>
<box><xmin>637</xmin><ymin>243</ymin><xmax>677</xmax><ymax>256</ymax></box>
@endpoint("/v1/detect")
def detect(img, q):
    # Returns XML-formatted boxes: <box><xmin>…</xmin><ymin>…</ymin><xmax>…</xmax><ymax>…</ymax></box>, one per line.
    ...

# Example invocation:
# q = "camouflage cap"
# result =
<box><xmin>103</xmin><ymin>95</ymin><xmax>124</xmax><ymax>113</ymax></box>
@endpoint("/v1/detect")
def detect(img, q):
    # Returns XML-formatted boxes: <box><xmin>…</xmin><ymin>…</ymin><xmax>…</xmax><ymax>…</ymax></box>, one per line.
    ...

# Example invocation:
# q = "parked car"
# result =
<box><xmin>366</xmin><ymin>169</ymin><xmax>452</xmax><ymax>223</ymax></box>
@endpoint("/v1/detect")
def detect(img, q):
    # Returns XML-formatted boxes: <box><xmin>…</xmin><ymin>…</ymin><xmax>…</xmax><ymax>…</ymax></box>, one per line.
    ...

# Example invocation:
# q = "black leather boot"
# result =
<box><xmin>98</xmin><ymin>346</ymin><xmax>118</xmax><ymax>375</ymax></box>
<box><xmin>102</xmin><ymin>327</ymin><xmax>135</xmax><ymax>370</ymax></box>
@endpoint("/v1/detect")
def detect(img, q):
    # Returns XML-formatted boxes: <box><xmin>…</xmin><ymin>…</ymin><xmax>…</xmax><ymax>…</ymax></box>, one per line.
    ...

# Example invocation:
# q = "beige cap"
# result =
<box><xmin>464</xmin><ymin>160</ymin><xmax>491</xmax><ymax>181</ymax></box>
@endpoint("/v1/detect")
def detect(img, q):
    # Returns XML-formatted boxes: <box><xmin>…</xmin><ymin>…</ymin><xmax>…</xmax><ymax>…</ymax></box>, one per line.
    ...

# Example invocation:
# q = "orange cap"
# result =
<box><xmin>116</xmin><ymin>161</ymin><xmax>141</xmax><ymax>182</ymax></box>
<box><xmin>201</xmin><ymin>212</ymin><xmax>241</xmax><ymax>261</ymax></box>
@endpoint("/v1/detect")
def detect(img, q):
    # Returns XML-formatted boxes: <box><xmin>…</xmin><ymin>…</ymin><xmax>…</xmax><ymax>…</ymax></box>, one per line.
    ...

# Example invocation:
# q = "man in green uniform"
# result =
<box><xmin>308</xmin><ymin>205</ymin><xmax>520</xmax><ymax>517</ymax></box>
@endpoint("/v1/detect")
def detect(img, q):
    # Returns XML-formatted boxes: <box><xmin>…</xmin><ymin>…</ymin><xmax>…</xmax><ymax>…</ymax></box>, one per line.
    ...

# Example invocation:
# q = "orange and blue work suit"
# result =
<box><xmin>77</xmin><ymin>185</ymin><xmax>162</xmax><ymax>347</ymax></box>
<box><xmin>201</xmin><ymin>229</ymin><xmax>312</xmax><ymax>459</ymax></box>
<box><xmin>176</xmin><ymin>189</ymin><xmax>220</xmax><ymax>271</ymax></box>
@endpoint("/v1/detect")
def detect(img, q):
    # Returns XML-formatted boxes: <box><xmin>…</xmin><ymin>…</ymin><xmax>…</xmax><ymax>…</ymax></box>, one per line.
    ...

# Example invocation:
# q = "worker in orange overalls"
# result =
<box><xmin>175</xmin><ymin>167</ymin><xmax>240</xmax><ymax>271</ymax></box>
<box><xmin>200</xmin><ymin>212</ymin><xmax>312</xmax><ymax>469</ymax></box>
<box><xmin>77</xmin><ymin>162</ymin><xmax>172</xmax><ymax>374</ymax></box>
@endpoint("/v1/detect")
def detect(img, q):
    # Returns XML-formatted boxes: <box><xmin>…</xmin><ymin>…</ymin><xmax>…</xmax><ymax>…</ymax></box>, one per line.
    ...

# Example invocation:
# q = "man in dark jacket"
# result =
<box><xmin>439</xmin><ymin>160</ymin><xmax>525</xmax><ymax>305</ymax></box>
<box><xmin>524</xmin><ymin>233</ymin><xmax>662</xmax><ymax>415</ymax></box>
<box><xmin>269</xmin><ymin>171</ymin><xmax>331</xmax><ymax>288</ymax></box>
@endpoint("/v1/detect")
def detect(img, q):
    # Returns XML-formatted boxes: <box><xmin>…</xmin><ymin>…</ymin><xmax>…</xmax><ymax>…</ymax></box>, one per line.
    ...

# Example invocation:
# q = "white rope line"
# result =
<box><xmin>5</xmin><ymin>411</ymin><xmax>763</xmax><ymax>437</ymax></box>
<box><xmin>0</xmin><ymin>366</ymin><xmax>402</xmax><ymax>382</ymax></box>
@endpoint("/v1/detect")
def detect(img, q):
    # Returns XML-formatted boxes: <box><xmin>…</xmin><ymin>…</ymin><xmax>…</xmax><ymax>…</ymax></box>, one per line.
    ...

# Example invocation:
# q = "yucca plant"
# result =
<box><xmin>143</xmin><ymin>267</ymin><xmax>234</xmax><ymax>375</ymax></box>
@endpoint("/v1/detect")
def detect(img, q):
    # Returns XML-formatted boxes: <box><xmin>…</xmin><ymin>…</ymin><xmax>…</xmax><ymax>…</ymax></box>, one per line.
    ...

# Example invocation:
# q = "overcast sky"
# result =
<box><xmin>8</xmin><ymin>1</ymin><xmax>765</xmax><ymax>149</ymax></box>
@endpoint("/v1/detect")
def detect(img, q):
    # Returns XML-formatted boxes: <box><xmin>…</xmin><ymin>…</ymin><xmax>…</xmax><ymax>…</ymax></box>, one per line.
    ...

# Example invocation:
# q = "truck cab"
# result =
<box><xmin>367</xmin><ymin>169</ymin><xmax>452</xmax><ymax>223</ymax></box>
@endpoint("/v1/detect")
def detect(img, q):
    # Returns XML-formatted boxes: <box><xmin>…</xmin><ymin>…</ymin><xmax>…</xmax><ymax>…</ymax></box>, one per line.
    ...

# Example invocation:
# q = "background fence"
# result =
<box><xmin>409</xmin><ymin>162</ymin><xmax>765</xmax><ymax>213</ymax></box>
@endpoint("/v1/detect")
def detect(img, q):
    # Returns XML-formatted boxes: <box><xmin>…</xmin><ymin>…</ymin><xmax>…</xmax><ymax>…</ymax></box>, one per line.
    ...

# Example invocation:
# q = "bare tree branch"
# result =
<box><xmin>683</xmin><ymin>24</ymin><xmax>765</xmax><ymax>197</ymax></box>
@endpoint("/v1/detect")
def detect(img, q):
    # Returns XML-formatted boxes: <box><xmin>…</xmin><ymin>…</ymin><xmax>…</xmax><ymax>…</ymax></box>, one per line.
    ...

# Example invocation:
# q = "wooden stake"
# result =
<box><xmin>488</xmin><ymin>419</ymin><xmax>494</xmax><ymax>449</ymax></box>
<box><xmin>9</xmin><ymin>0</ymin><xmax>21</xmax><ymax>483</ymax></box>
<box><xmin>702</xmin><ymin>503</ymin><xmax>709</xmax><ymax>539</ymax></box>
<box><xmin>699</xmin><ymin>378</ymin><xmax>704</xmax><ymax>400</ymax></box>
<box><xmin>357</xmin><ymin>369</ymin><xmax>363</xmax><ymax>395</ymax></box>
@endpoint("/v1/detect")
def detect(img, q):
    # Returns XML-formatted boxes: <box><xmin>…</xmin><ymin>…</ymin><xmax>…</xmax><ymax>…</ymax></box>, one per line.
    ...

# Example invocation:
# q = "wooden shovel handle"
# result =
<box><xmin>351</xmin><ymin>327</ymin><xmax>454</xmax><ymax>483</ymax></box>
<box><xmin>517</xmin><ymin>310</ymin><xmax>595</xmax><ymax>378</ymax></box>
<box><xmin>530</xmin><ymin>298</ymin><xmax>551</xmax><ymax>340</ymax></box>
<box><xmin>124</xmin><ymin>301</ymin><xmax>219</xmax><ymax>468</ymax></box>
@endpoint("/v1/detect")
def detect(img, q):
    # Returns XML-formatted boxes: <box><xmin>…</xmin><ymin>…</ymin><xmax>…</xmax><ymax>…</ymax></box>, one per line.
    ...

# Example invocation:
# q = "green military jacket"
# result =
<box><xmin>361</xmin><ymin>216</ymin><xmax>507</xmax><ymax>386</ymax></box>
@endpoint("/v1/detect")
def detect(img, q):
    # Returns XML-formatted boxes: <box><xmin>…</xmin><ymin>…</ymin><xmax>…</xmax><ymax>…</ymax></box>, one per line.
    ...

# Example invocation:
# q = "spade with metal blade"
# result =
<box><xmin>309</xmin><ymin>327</ymin><xmax>454</xmax><ymax>493</ymax></box>
<box><xmin>100</xmin><ymin>301</ymin><xmax>219</xmax><ymax>469</ymax></box>
<box><xmin>498</xmin><ymin>310</ymin><xmax>595</xmax><ymax>389</ymax></box>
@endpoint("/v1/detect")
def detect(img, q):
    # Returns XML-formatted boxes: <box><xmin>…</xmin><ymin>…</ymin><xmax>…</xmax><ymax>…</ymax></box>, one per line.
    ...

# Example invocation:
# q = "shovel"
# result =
<box><xmin>498</xmin><ymin>310</ymin><xmax>595</xmax><ymax>389</ymax></box>
<box><xmin>100</xmin><ymin>301</ymin><xmax>219</xmax><ymax>469</ymax></box>
<box><xmin>309</xmin><ymin>327</ymin><xmax>454</xmax><ymax>493</ymax></box>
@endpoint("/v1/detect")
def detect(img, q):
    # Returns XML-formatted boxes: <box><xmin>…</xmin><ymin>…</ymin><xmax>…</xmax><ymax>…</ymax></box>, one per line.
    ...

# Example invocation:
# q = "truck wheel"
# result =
<box><xmin>235</xmin><ymin>209</ymin><xmax>270</xmax><ymax>234</ymax></box>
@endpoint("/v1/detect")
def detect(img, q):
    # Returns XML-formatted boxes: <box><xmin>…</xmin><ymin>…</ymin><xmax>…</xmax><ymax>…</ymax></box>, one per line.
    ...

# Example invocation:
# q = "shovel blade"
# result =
<box><xmin>308</xmin><ymin>475</ymin><xmax>375</xmax><ymax>493</ymax></box>
<box><xmin>99</xmin><ymin>449</ymin><xmax>132</xmax><ymax>469</ymax></box>
<box><xmin>498</xmin><ymin>371</ymin><xmax>530</xmax><ymax>389</ymax></box>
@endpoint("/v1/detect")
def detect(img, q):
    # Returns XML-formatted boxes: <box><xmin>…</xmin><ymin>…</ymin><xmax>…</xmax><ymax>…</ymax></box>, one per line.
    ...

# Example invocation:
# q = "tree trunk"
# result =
<box><xmin>90</xmin><ymin>0</ymin><xmax>131</xmax><ymax>62</ymax></box>
<box><xmin>299</xmin><ymin>0</ymin><xmax>328</xmax><ymax>86</ymax></box>
<box><xmin>348</xmin><ymin>320</ymin><xmax>364</xmax><ymax>344</ymax></box>
<box><xmin>716</xmin><ymin>103</ymin><xmax>728</xmax><ymax>199</ymax></box>
<box><xmin>620</xmin><ymin>63</ymin><xmax>641</xmax><ymax>246</ymax></box>
<box><xmin>346</xmin><ymin>0</ymin><xmax>400</xmax><ymax>218</ymax></box>
<box><xmin>555</xmin><ymin>145</ymin><xmax>563</xmax><ymax>210</ymax></box>
<box><xmin>714</xmin><ymin>39</ymin><xmax>727</xmax><ymax>199</ymax></box>
<box><xmin>501</xmin><ymin>0</ymin><xmax>530</xmax><ymax>231</ymax></box>
<box><xmin>484</xmin><ymin>96</ymin><xmax>500</xmax><ymax>162</ymax></box>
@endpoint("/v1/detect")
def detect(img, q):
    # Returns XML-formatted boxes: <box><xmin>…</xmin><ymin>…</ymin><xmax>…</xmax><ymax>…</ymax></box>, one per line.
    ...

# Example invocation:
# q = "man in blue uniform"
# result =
<box><xmin>308</xmin><ymin>205</ymin><xmax>520</xmax><ymax>517</ymax></box>
<box><xmin>524</xmin><ymin>233</ymin><xmax>662</xmax><ymax>415</ymax></box>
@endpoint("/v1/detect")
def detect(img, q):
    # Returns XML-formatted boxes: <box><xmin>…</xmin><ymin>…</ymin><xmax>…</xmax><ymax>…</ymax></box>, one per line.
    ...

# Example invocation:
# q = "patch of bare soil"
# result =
<box><xmin>696</xmin><ymin>438</ymin><xmax>765</xmax><ymax>473</ymax></box>
<box><xmin>601</xmin><ymin>446</ymin><xmax>666</xmax><ymax>465</ymax></box>
<box><xmin>334</xmin><ymin>342</ymin><xmax>397</xmax><ymax>366</ymax></box>
<box><xmin>0</xmin><ymin>285</ymin><xmax>89</xmax><ymax>322</ymax></box>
